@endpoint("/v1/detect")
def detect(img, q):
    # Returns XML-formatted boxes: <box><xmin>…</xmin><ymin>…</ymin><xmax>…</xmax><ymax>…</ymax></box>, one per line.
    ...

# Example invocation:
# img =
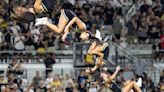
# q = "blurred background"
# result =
<box><xmin>0</xmin><ymin>0</ymin><xmax>164</xmax><ymax>92</ymax></box>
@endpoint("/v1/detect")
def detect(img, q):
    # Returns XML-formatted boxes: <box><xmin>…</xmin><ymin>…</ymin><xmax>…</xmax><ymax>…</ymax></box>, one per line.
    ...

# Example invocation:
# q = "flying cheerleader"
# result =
<box><xmin>11</xmin><ymin>0</ymin><xmax>86</xmax><ymax>41</ymax></box>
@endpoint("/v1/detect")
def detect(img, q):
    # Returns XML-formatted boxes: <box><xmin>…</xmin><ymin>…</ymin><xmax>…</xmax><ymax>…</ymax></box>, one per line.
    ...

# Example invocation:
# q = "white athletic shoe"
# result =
<box><xmin>95</xmin><ymin>29</ymin><xmax>102</xmax><ymax>41</ymax></box>
<box><xmin>136</xmin><ymin>77</ymin><xmax>142</xmax><ymax>87</ymax></box>
<box><xmin>35</xmin><ymin>17</ymin><xmax>48</xmax><ymax>26</ymax></box>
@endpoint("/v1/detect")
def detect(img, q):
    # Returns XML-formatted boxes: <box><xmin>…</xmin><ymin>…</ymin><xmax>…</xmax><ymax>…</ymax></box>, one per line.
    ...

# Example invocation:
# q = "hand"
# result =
<box><xmin>61</xmin><ymin>32</ymin><xmax>68</xmax><ymax>42</ymax></box>
<box><xmin>116</xmin><ymin>66</ymin><xmax>121</xmax><ymax>71</ymax></box>
<box><xmin>64</xmin><ymin>26</ymin><xmax>70</xmax><ymax>32</ymax></box>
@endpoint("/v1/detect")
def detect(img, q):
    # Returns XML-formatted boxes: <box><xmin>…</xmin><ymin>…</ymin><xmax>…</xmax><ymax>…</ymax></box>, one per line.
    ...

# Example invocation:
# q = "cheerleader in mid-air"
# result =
<box><xmin>79</xmin><ymin>30</ymin><xmax>110</xmax><ymax>74</ymax></box>
<box><xmin>11</xmin><ymin>0</ymin><xmax>86</xmax><ymax>41</ymax></box>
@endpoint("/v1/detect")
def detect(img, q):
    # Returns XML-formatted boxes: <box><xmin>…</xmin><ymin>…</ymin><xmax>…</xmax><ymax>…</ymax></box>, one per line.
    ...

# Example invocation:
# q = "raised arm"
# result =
<box><xmin>108</xmin><ymin>66</ymin><xmax>121</xmax><ymax>82</ymax></box>
<box><xmin>34</xmin><ymin>0</ymin><xmax>44</xmax><ymax>13</ymax></box>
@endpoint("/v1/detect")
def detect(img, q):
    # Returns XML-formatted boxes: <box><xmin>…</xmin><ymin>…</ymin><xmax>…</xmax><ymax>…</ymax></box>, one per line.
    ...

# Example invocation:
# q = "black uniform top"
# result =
<box><xmin>110</xmin><ymin>81</ymin><xmax>122</xmax><ymax>92</ymax></box>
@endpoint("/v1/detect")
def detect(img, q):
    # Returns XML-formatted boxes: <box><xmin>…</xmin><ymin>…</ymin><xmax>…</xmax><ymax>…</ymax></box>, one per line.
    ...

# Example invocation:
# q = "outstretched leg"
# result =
<box><xmin>46</xmin><ymin>9</ymin><xmax>68</xmax><ymax>34</ymax></box>
<box><xmin>35</xmin><ymin>9</ymin><xmax>69</xmax><ymax>34</ymax></box>
<box><xmin>75</xmin><ymin>17</ymin><xmax>86</xmax><ymax>30</ymax></box>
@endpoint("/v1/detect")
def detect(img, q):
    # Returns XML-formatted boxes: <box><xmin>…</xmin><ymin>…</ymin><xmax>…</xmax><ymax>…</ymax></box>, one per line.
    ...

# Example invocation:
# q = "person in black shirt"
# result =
<box><xmin>139</xmin><ymin>0</ymin><xmax>150</xmax><ymax>14</ymax></box>
<box><xmin>104</xmin><ymin>3</ymin><xmax>115</xmax><ymax>25</ymax></box>
<box><xmin>44</xmin><ymin>53</ymin><xmax>56</xmax><ymax>78</ymax></box>
<box><xmin>82</xmin><ymin>0</ymin><xmax>92</xmax><ymax>14</ymax></box>
<box><xmin>93</xmin><ymin>2</ymin><xmax>104</xmax><ymax>18</ymax></box>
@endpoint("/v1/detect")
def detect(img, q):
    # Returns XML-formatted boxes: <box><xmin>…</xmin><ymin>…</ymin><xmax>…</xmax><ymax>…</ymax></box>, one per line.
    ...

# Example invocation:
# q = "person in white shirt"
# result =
<box><xmin>14</xmin><ymin>35</ymin><xmax>25</xmax><ymax>51</ymax></box>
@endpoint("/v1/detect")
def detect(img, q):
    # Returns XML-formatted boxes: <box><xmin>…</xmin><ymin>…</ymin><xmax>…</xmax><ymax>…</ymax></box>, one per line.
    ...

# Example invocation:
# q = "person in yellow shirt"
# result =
<box><xmin>0</xmin><ymin>74</ymin><xmax>8</xmax><ymax>84</ymax></box>
<box><xmin>50</xmin><ymin>76</ymin><xmax>62</xmax><ymax>88</ymax></box>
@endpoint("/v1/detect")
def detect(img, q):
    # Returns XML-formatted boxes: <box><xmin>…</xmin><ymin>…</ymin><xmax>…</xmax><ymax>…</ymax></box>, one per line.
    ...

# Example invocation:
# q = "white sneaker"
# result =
<box><xmin>136</xmin><ymin>77</ymin><xmax>142</xmax><ymax>87</ymax></box>
<box><xmin>95</xmin><ymin>29</ymin><xmax>102</xmax><ymax>41</ymax></box>
<box><xmin>35</xmin><ymin>17</ymin><xmax>48</xmax><ymax>26</ymax></box>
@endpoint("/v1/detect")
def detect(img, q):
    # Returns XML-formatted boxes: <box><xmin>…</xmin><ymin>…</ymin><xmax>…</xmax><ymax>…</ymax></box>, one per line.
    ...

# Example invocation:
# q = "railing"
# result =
<box><xmin>125</xmin><ymin>4</ymin><xmax>136</xmax><ymax>22</ymax></box>
<box><xmin>0</xmin><ymin>65</ymin><xmax>162</xmax><ymax>84</ymax></box>
<box><xmin>124</xmin><ymin>0</ymin><xmax>142</xmax><ymax>23</ymax></box>
<box><xmin>0</xmin><ymin>42</ymin><xmax>163</xmax><ymax>82</ymax></box>
<box><xmin>0</xmin><ymin>50</ymin><xmax>73</xmax><ymax>64</ymax></box>
<box><xmin>111</xmin><ymin>42</ymin><xmax>138</xmax><ymax>65</ymax></box>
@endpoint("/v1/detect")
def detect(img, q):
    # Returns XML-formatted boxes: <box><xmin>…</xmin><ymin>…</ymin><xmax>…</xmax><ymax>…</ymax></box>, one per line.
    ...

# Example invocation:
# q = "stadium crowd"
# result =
<box><xmin>0</xmin><ymin>0</ymin><xmax>164</xmax><ymax>92</ymax></box>
<box><xmin>0</xmin><ymin>0</ymin><xmax>163</xmax><ymax>61</ymax></box>
<box><xmin>0</xmin><ymin>57</ymin><xmax>164</xmax><ymax>92</ymax></box>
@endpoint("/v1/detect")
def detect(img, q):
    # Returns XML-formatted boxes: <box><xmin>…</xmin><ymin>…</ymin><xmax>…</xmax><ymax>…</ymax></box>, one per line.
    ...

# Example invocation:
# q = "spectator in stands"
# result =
<box><xmin>9</xmin><ymin>83</ymin><xmax>21</xmax><ymax>92</ymax></box>
<box><xmin>133</xmin><ymin>59</ymin><xmax>146</xmax><ymax>77</ymax></box>
<box><xmin>44</xmin><ymin>53</ymin><xmax>56</xmax><ymax>78</ymax></box>
<box><xmin>3</xmin><ymin>27</ymin><xmax>11</xmax><ymax>49</ymax></box>
<box><xmin>63</xmin><ymin>74</ymin><xmax>74</xmax><ymax>89</ymax></box>
<box><xmin>34</xmin><ymin>33</ymin><xmax>46</xmax><ymax>50</ymax></box>
<box><xmin>152</xmin><ymin>0</ymin><xmax>162</xmax><ymax>17</ymax></box>
<box><xmin>23</xmin><ymin>84</ymin><xmax>34</xmax><ymax>92</ymax></box>
<box><xmin>139</xmin><ymin>0</ymin><xmax>150</xmax><ymax>14</ymax></box>
<box><xmin>45</xmin><ymin>31</ymin><xmax>56</xmax><ymax>52</ymax></box>
<box><xmin>137</xmin><ymin>18</ymin><xmax>148</xmax><ymax>44</ymax></box>
<box><xmin>77</xmin><ymin>70</ymin><xmax>87</xmax><ymax>92</ymax></box>
<box><xmin>9</xmin><ymin>21</ymin><xmax>20</xmax><ymax>37</ymax></box>
<box><xmin>123</xmin><ymin>65</ymin><xmax>135</xmax><ymax>81</ymax></box>
<box><xmin>126</xmin><ymin>16</ymin><xmax>137</xmax><ymax>44</ymax></box>
<box><xmin>148</xmin><ymin>17</ymin><xmax>160</xmax><ymax>44</ymax></box>
<box><xmin>13</xmin><ymin>33</ymin><xmax>25</xmax><ymax>51</ymax></box>
<box><xmin>91</xmin><ymin>14</ymin><xmax>103</xmax><ymax>29</ymax></box>
<box><xmin>88</xmin><ymin>82</ymin><xmax>98</xmax><ymax>92</ymax></box>
<box><xmin>50</xmin><ymin>75</ymin><xmax>62</xmax><ymax>89</ymax></box>
<box><xmin>0</xmin><ymin>74</ymin><xmax>7</xmax><ymax>91</ymax></box>
<box><xmin>8</xmin><ymin>72</ymin><xmax>18</xmax><ymax>85</ymax></box>
<box><xmin>7</xmin><ymin>58</ymin><xmax>19</xmax><ymax>76</ymax></box>
<box><xmin>45</xmin><ymin>72</ymin><xmax>53</xmax><ymax>89</ymax></box>
<box><xmin>19</xmin><ymin>77</ymin><xmax>28</xmax><ymax>92</ymax></box>
<box><xmin>32</xmin><ymin>71</ymin><xmax>42</xmax><ymax>91</ymax></box>
<box><xmin>65</xmin><ymin>82</ymin><xmax>74</xmax><ymax>92</ymax></box>
<box><xmin>94</xmin><ymin>1</ymin><xmax>104</xmax><ymax>18</ymax></box>
<box><xmin>82</xmin><ymin>0</ymin><xmax>92</xmax><ymax>14</ymax></box>
<box><xmin>104</xmin><ymin>2</ymin><xmax>115</xmax><ymax>25</ymax></box>
<box><xmin>30</xmin><ymin>26</ymin><xmax>40</xmax><ymax>44</ymax></box>
<box><xmin>113</xmin><ymin>15</ymin><xmax>123</xmax><ymax>44</ymax></box>
<box><xmin>23</xmin><ymin>23</ymin><xmax>35</xmax><ymax>51</ymax></box>
<box><xmin>0</xmin><ymin>42</ymin><xmax>10</xmax><ymax>63</ymax></box>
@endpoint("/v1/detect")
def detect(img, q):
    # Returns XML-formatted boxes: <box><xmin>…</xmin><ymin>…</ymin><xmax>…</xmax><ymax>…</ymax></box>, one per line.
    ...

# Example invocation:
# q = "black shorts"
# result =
<box><xmin>110</xmin><ymin>81</ymin><xmax>122</xmax><ymax>92</ymax></box>
<box><xmin>63</xmin><ymin>9</ymin><xmax>76</xmax><ymax>21</ymax></box>
<box><xmin>41</xmin><ymin>0</ymin><xmax>56</xmax><ymax>13</ymax></box>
